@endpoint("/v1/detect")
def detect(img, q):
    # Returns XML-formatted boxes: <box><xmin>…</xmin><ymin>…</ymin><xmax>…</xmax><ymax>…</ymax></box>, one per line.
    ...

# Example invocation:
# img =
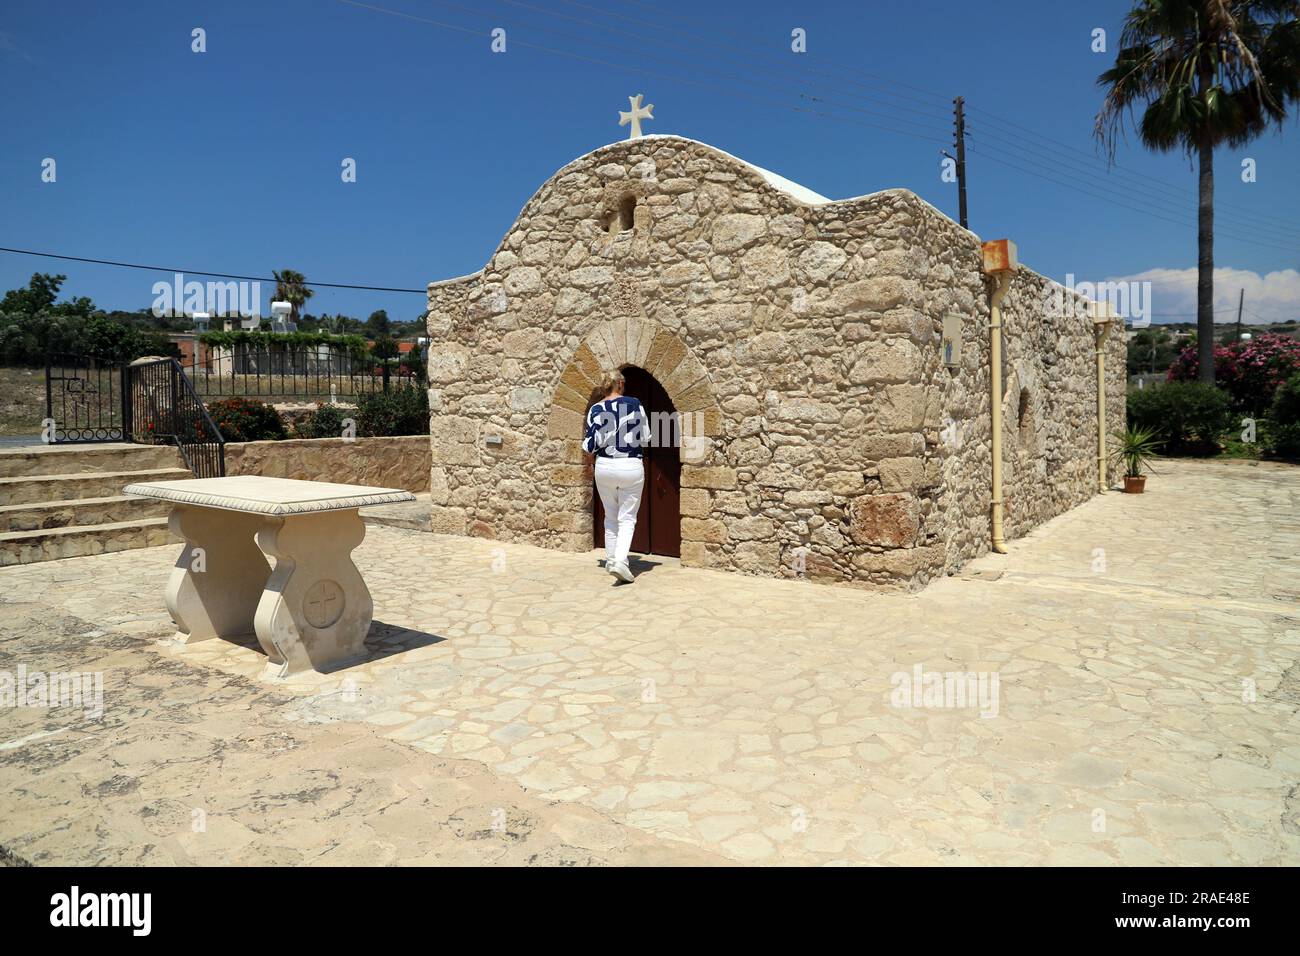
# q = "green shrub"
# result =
<box><xmin>355</xmin><ymin>385</ymin><xmax>428</xmax><ymax>437</ymax></box>
<box><xmin>1263</xmin><ymin>371</ymin><xmax>1300</xmax><ymax>458</ymax></box>
<box><xmin>296</xmin><ymin>402</ymin><xmax>352</xmax><ymax>439</ymax></box>
<box><xmin>1271</xmin><ymin>370</ymin><xmax>1300</xmax><ymax>425</ymax></box>
<box><xmin>1126</xmin><ymin>381</ymin><xmax>1232</xmax><ymax>456</ymax></box>
<box><xmin>207</xmin><ymin>397</ymin><xmax>286</xmax><ymax>442</ymax></box>
<box><xmin>1263</xmin><ymin>422</ymin><xmax>1300</xmax><ymax>458</ymax></box>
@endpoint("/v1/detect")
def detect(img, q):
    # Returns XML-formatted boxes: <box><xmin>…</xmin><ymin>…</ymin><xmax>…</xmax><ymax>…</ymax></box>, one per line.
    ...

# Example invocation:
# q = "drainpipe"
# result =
<box><xmin>1093</xmin><ymin>305</ymin><xmax>1115</xmax><ymax>493</ymax></box>
<box><xmin>981</xmin><ymin>240</ymin><xmax>1018</xmax><ymax>555</ymax></box>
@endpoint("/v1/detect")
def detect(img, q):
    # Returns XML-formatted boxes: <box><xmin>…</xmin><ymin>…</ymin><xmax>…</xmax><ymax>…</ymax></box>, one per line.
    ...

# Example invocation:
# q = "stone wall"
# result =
<box><xmin>833</xmin><ymin>190</ymin><xmax>1128</xmax><ymax>589</ymax></box>
<box><xmin>224</xmin><ymin>436</ymin><xmax>430</xmax><ymax>492</ymax></box>
<box><xmin>426</xmin><ymin>135</ymin><xmax>1126</xmax><ymax>589</ymax></box>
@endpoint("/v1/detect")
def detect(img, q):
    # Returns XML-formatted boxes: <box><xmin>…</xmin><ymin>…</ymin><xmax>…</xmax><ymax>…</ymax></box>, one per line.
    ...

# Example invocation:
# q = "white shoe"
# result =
<box><xmin>610</xmin><ymin>560</ymin><xmax>634</xmax><ymax>583</ymax></box>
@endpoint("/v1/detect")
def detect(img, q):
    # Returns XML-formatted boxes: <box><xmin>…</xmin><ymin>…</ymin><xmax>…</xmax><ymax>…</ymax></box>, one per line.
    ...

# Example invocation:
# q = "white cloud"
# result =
<box><xmin>1105</xmin><ymin>267</ymin><xmax>1300</xmax><ymax>323</ymax></box>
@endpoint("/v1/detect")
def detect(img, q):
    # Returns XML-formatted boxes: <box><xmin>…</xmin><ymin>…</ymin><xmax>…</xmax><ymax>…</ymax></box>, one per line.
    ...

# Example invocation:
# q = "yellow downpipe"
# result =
<box><xmin>1094</xmin><ymin>311</ymin><xmax>1114</xmax><ymax>493</ymax></box>
<box><xmin>989</xmin><ymin>272</ymin><xmax>1012</xmax><ymax>554</ymax></box>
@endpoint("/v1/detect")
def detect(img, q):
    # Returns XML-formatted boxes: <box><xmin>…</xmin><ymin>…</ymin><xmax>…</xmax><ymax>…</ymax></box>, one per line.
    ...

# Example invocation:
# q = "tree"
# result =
<box><xmin>1</xmin><ymin>273</ymin><xmax>66</xmax><ymax>315</ymax></box>
<box><xmin>272</xmin><ymin>269</ymin><xmax>314</xmax><ymax>323</ymax></box>
<box><xmin>1095</xmin><ymin>0</ymin><xmax>1300</xmax><ymax>385</ymax></box>
<box><xmin>1128</xmin><ymin>326</ymin><xmax>1179</xmax><ymax>373</ymax></box>
<box><xmin>371</xmin><ymin>334</ymin><xmax>399</xmax><ymax>363</ymax></box>
<box><xmin>77</xmin><ymin>316</ymin><xmax>173</xmax><ymax>363</ymax></box>
<box><xmin>403</xmin><ymin>342</ymin><xmax>426</xmax><ymax>382</ymax></box>
<box><xmin>365</xmin><ymin>309</ymin><xmax>391</xmax><ymax>337</ymax></box>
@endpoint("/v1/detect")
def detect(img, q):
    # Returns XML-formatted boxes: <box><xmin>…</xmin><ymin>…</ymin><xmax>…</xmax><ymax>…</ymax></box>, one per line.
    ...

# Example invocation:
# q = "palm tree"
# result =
<box><xmin>1095</xmin><ymin>0</ymin><xmax>1300</xmax><ymax>384</ymax></box>
<box><xmin>272</xmin><ymin>269</ymin><xmax>314</xmax><ymax>324</ymax></box>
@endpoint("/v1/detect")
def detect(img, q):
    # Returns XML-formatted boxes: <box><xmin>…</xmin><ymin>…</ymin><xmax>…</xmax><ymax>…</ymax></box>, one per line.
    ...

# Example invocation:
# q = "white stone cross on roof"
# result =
<box><xmin>618</xmin><ymin>93</ymin><xmax>654</xmax><ymax>139</ymax></box>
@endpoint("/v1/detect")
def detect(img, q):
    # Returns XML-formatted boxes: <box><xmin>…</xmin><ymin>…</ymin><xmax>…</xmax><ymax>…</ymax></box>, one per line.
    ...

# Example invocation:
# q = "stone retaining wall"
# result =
<box><xmin>224</xmin><ymin>436</ymin><xmax>430</xmax><ymax>492</ymax></box>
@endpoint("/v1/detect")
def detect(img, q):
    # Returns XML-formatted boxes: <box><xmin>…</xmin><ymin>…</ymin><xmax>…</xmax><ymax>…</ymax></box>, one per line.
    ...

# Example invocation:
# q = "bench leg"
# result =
<box><xmin>165</xmin><ymin>505</ymin><xmax>271</xmax><ymax>644</ymax></box>
<box><xmin>252</xmin><ymin>509</ymin><xmax>373</xmax><ymax>678</ymax></box>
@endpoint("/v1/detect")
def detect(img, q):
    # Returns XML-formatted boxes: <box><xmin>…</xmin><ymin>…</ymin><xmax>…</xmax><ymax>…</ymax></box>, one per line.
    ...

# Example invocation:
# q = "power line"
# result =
<box><xmin>428</xmin><ymin>0</ymin><xmax>952</xmax><ymax>137</ymax></box>
<box><xmin>1245</xmin><ymin>306</ymin><xmax>1297</xmax><ymax>322</ymax></box>
<box><xmin>339</xmin><ymin>0</ymin><xmax>951</xmax><ymax>144</ymax></box>
<box><xmin>0</xmin><ymin>247</ymin><xmax>428</xmax><ymax>294</ymax></box>
<box><xmin>586</xmin><ymin>0</ymin><xmax>955</xmax><ymax>112</ymax></box>
<box><xmin>964</xmin><ymin>145</ymin><xmax>1300</xmax><ymax>254</ymax></box>
<box><xmin>601</xmin><ymin>0</ymin><xmax>1289</xmax><ymax>225</ymax></box>
<box><xmin>493</xmin><ymin>0</ymin><xmax>952</xmax><ymax>122</ymax></box>
<box><xmin>970</xmin><ymin>105</ymin><xmax>1300</xmax><ymax>234</ymax></box>
<box><xmin>967</xmin><ymin>119</ymin><xmax>1300</xmax><ymax>241</ymax></box>
<box><xmin>343</xmin><ymin>0</ymin><xmax>1294</xmax><ymax>253</ymax></box>
<box><xmin>967</xmin><ymin>125</ymin><xmax>1300</xmax><ymax>245</ymax></box>
<box><xmin>579</xmin><ymin>0</ymin><xmax>1300</xmax><ymax>240</ymax></box>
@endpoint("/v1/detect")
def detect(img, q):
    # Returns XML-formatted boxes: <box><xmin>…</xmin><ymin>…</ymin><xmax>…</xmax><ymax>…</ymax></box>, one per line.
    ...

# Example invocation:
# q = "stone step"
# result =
<box><xmin>0</xmin><ymin>468</ymin><xmax>192</xmax><ymax>507</ymax></box>
<box><xmin>0</xmin><ymin>495</ymin><xmax>171</xmax><ymax>533</ymax></box>
<box><xmin>0</xmin><ymin>517</ymin><xmax>174</xmax><ymax>567</ymax></box>
<box><xmin>0</xmin><ymin>442</ymin><xmax>185</xmax><ymax>478</ymax></box>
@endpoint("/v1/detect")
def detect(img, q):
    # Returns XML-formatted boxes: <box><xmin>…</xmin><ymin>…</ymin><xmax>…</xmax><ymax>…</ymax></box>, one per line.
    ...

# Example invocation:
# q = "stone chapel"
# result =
<box><xmin>425</xmin><ymin>132</ymin><xmax>1126</xmax><ymax>590</ymax></box>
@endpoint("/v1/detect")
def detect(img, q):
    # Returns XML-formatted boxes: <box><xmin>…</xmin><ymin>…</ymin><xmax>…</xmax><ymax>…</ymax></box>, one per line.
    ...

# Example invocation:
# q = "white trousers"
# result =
<box><xmin>594</xmin><ymin>457</ymin><xmax>644</xmax><ymax>565</ymax></box>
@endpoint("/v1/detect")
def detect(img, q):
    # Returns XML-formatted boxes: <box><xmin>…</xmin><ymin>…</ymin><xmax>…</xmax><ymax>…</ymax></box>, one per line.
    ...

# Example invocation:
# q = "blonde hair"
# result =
<box><xmin>597</xmin><ymin>371</ymin><xmax>625</xmax><ymax>397</ymax></box>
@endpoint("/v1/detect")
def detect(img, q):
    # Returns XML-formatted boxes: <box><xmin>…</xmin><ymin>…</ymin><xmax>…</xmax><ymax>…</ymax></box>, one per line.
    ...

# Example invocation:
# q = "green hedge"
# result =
<box><xmin>355</xmin><ymin>385</ymin><xmax>428</xmax><ymax>437</ymax></box>
<box><xmin>198</xmin><ymin>329</ymin><xmax>368</xmax><ymax>361</ymax></box>
<box><xmin>295</xmin><ymin>402</ymin><xmax>352</xmax><ymax>439</ymax></box>
<box><xmin>1126</xmin><ymin>381</ymin><xmax>1233</xmax><ymax>456</ymax></box>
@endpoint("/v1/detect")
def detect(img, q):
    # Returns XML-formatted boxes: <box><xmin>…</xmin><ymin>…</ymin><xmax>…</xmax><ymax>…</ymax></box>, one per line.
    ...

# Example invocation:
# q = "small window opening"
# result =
<box><xmin>618</xmin><ymin>195</ymin><xmax>636</xmax><ymax>230</ymax></box>
<box><xmin>1017</xmin><ymin>388</ymin><xmax>1033</xmax><ymax>444</ymax></box>
<box><xmin>605</xmin><ymin>194</ymin><xmax>637</xmax><ymax>235</ymax></box>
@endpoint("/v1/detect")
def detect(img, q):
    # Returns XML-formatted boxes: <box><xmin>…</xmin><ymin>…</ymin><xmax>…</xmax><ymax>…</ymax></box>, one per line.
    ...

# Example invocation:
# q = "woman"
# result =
<box><xmin>582</xmin><ymin>371</ymin><xmax>650</xmax><ymax>583</ymax></box>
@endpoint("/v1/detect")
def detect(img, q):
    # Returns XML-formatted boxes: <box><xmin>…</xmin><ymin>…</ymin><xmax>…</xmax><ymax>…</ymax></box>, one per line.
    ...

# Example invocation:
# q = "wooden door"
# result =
<box><xmin>591</xmin><ymin>366</ymin><xmax>681</xmax><ymax>558</ymax></box>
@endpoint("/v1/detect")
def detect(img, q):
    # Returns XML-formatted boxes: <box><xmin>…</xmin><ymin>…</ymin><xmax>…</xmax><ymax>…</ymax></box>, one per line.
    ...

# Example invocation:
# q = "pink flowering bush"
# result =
<box><xmin>1168</xmin><ymin>333</ymin><xmax>1300</xmax><ymax>415</ymax></box>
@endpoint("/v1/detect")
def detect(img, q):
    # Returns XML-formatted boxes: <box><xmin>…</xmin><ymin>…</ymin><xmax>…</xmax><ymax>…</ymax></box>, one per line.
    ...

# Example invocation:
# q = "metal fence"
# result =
<box><xmin>183</xmin><ymin>343</ymin><xmax>413</xmax><ymax>402</ymax></box>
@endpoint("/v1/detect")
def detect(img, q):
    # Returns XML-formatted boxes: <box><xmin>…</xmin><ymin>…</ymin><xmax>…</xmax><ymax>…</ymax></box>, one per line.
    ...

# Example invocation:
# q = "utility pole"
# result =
<box><xmin>1235</xmin><ymin>288</ymin><xmax>1245</xmax><ymax>341</ymax></box>
<box><xmin>953</xmin><ymin>96</ymin><xmax>968</xmax><ymax>230</ymax></box>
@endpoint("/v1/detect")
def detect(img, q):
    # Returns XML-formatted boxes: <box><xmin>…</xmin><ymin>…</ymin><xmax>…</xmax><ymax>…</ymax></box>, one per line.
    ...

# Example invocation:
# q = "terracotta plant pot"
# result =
<box><xmin>1123</xmin><ymin>475</ymin><xmax>1146</xmax><ymax>494</ymax></box>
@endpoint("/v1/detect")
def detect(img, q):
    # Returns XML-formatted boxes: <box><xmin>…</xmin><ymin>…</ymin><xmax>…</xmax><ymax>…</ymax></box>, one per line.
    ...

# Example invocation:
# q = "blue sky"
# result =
<box><xmin>2</xmin><ymin>0</ymin><xmax>1297</xmax><ymax>325</ymax></box>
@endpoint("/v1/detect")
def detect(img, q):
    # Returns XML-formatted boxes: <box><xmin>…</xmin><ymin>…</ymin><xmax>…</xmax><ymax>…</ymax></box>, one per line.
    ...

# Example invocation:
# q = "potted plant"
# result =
<box><xmin>1113</xmin><ymin>427</ymin><xmax>1162</xmax><ymax>493</ymax></box>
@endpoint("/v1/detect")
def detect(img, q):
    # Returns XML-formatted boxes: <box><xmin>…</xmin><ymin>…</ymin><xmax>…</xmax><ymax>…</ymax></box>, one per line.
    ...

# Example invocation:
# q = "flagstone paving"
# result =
<box><xmin>2</xmin><ymin>458</ymin><xmax>1298</xmax><ymax>865</ymax></box>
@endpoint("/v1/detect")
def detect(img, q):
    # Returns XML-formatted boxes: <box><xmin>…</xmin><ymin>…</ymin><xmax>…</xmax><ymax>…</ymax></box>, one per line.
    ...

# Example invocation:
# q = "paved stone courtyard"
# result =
<box><xmin>2</xmin><ymin>459</ymin><xmax>1297</xmax><ymax>865</ymax></box>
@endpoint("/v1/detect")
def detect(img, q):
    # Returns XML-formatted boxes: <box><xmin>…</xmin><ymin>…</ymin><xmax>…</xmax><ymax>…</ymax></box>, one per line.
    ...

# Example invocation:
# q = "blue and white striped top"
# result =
<box><xmin>582</xmin><ymin>397</ymin><xmax>650</xmax><ymax>459</ymax></box>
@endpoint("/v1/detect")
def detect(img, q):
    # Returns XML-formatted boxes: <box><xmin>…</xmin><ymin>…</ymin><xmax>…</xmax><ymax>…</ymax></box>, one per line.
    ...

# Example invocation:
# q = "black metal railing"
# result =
<box><xmin>182</xmin><ymin>343</ymin><xmax>406</xmax><ymax>402</ymax></box>
<box><xmin>43</xmin><ymin>353</ymin><xmax>130</xmax><ymax>443</ymax></box>
<box><xmin>129</xmin><ymin>357</ymin><xmax>225</xmax><ymax>478</ymax></box>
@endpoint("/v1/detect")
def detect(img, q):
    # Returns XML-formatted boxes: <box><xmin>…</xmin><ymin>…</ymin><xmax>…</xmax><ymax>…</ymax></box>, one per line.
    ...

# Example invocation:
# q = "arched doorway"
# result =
<box><xmin>592</xmin><ymin>365</ymin><xmax>682</xmax><ymax>558</ymax></box>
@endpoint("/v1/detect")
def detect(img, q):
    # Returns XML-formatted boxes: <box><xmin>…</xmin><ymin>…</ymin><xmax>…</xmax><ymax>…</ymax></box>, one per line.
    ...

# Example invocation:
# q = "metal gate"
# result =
<box><xmin>129</xmin><ymin>358</ymin><xmax>226</xmax><ymax>478</ymax></box>
<box><xmin>44</xmin><ymin>354</ymin><xmax>130</xmax><ymax>442</ymax></box>
<box><xmin>43</xmin><ymin>353</ymin><xmax>226</xmax><ymax>478</ymax></box>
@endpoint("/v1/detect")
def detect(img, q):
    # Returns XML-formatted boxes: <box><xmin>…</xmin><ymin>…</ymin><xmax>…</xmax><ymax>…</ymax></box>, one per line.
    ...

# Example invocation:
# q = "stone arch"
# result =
<box><xmin>546</xmin><ymin>317</ymin><xmax>723</xmax><ymax>444</ymax></box>
<box><xmin>542</xmin><ymin>317</ymin><xmax>724</xmax><ymax>555</ymax></box>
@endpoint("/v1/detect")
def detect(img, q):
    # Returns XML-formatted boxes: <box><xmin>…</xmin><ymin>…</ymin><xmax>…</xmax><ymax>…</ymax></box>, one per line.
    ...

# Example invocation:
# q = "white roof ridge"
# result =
<box><xmin>598</xmin><ymin>134</ymin><xmax>832</xmax><ymax>205</ymax></box>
